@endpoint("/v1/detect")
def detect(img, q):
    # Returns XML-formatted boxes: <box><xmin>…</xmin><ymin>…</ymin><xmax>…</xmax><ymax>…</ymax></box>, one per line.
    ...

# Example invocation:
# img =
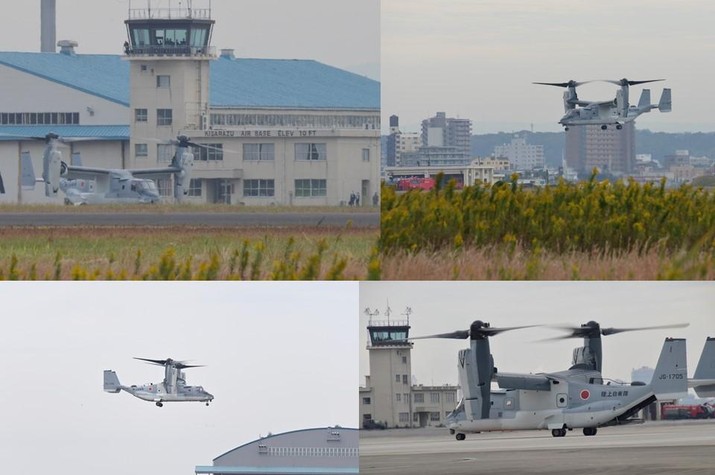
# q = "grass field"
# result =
<box><xmin>0</xmin><ymin>226</ymin><xmax>378</xmax><ymax>280</ymax></box>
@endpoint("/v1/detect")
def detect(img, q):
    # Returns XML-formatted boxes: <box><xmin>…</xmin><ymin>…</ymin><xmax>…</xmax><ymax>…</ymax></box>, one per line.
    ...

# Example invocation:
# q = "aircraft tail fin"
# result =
<box><xmin>650</xmin><ymin>338</ymin><xmax>687</xmax><ymax>400</ymax></box>
<box><xmin>172</xmin><ymin>147</ymin><xmax>194</xmax><ymax>201</ymax></box>
<box><xmin>693</xmin><ymin>337</ymin><xmax>715</xmax><ymax>397</ymax></box>
<box><xmin>658</xmin><ymin>88</ymin><xmax>672</xmax><ymax>113</ymax></box>
<box><xmin>20</xmin><ymin>151</ymin><xmax>39</xmax><ymax>188</ymax></box>
<box><xmin>637</xmin><ymin>89</ymin><xmax>652</xmax><ymax>109</ymax></box>
<box><xmin>103</xmin><ymin>370</ymin><xmax>122</xmax><ymax>393</ymax></box>
<box><xmin>0</xmin><ymin>172</ymin><xmax>4</xmax><ymax>194</ymax></box>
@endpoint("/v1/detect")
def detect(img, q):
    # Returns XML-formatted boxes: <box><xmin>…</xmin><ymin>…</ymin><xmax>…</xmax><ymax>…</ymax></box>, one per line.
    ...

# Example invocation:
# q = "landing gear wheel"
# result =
<box><xmin>600</xmin><ymin>125</ymin><xmax>608</xmax><ymax>130</ymax></box>
<box><xmin>456</xmin><ymin>433</ymin><xmax>466</xmax><ymax>441</ymax></box>
<box><xmin>206</xmin><ymin>402</ymin><xmax>210</xmax><ymax>406</ymax></box>
<box><xmin>551</xmin><ymin>428</ymin><xmax>566</xmax><ymax>437</ymax></box>
<box><xmin>583</xmin><ymin>427</ymin><xmax>597</xmax><ymax>436</ymax></box>
<box><xmin>156</xmin><ymin>402</ymin><xmax>163</xmax><ymax>407</ymax></box>
<box><xmin>616</xmin><ymin>124</ymin><xmax>623</xmax><ymax>130</ymax></box>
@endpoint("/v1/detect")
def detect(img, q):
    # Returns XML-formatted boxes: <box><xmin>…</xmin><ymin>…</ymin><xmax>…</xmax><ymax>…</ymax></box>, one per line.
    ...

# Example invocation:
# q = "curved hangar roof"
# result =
<box><xmin>0</xmin><ymin>52</ymin><xmax>379</xmax><ymax>110</ymax></box>
<box><xmin>195</xmin><ymin>427</ymin><xmax>358</xmax><ymax>475</ymax></box>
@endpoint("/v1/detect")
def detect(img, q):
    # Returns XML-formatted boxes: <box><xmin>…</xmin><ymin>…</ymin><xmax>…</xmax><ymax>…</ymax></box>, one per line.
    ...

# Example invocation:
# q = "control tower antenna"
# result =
<box><xmin>402</xmin><ymin>306</ymin><xmax>412</xmax><ymax>325</ymax></box>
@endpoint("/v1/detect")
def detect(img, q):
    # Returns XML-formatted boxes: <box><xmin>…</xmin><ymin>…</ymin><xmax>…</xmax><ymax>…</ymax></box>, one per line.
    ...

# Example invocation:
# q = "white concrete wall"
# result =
<box><xmin>0</xmin><ymin>65</ymin><xmax>128</xmax><ymax>125</ymax></box>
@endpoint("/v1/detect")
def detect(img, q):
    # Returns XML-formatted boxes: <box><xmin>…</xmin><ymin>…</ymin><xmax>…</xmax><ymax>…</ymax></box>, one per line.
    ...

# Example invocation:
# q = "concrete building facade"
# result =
<box><xmin>421</xmin><ymin>112</ymin><xmax>471</xmax><ymax>157</ymax></box>
<box><xmin>564</xmin><ymin>122</ymin><xmax>636</xmax><ymax>176</ymax></box>
<box><xmin>494</xmin><ymin>135</ymin><xmax>545</xmax><ymax>171</ymax></box>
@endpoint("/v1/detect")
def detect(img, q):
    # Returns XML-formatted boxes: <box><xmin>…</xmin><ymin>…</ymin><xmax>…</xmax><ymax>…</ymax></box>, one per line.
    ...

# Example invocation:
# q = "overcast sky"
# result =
<box><xmin>0</xmin><ymin>282</ymin><xmax>357</xmax><ymax>475</ymax></box>
<box><xmin>0</xmin><ymin>0</ymin><xmax>379</xmax><ymax>80</ymax></box>
<box><xmin>360</xmin><ymin>282</ymin><xmax>715</xmax><ymax>389</ymax></box>
<box><xmin>383</xmin><ymin>0</ymin><xmax>715</xmax><ymax>134</ymax></box>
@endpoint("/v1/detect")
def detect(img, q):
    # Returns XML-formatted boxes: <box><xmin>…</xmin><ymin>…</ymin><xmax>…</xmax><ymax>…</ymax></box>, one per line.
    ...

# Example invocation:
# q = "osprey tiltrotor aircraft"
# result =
<box><xmin>534</xmin><ymin>78</ymin><xmax>671</xmax><ymax>130</ymax></box>
<box><xmin>412</xmin><ymin>320</ymin><xmax>690</xmax><ymax>440</ymax></box>
<box><xmin>103</xmin><ymin>357</ymin><xmax>214</xmax><ymax>407</ymax></box>
<box><xmin>20</xmin><ymin>133</ymin><xmax>197</xmax><ymax>205</ymax></box>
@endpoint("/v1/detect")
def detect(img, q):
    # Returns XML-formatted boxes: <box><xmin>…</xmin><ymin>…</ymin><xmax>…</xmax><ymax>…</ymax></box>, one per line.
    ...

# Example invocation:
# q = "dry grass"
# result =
<box><xmin>0</xmin><ymin>226</ymin><xmax>378</xmax><ymax>280</ymax></box>
<box><xmin>380</xmin><ymin>246</ymin><xmax>715</xmax><ymax>280</ymax></box>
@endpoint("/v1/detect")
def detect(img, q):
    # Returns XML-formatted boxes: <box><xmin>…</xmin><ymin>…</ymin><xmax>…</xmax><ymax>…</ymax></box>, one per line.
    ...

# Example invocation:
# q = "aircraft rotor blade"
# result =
<box><xmin>550</xmin><ymin>321</ymin><xmax>687</xmax><ymax>339</ymax></box>
<box><xmin>601</xmin><ymin>323</ymin><xmax>689</xmax><ymax>336</ymax></box>
<box><xmin>602</xmin><ymin>78</ymin><xmax>665</xmax><ymax>86</ymax></box>
<box><xmin>410</xmin><ymin>323</ymin><xmax>537</xmax><ymax>340</ymax></box>
<box><xmin>134</xmin><ymin>357</ymin><xmax>169</xmax><ymax>366</ymax></box>
<box><xmin>533</xmin><ymin>80</ymin><xmax>592</xmax><ymax>88</ymax></box>
<box><xmin>176</xmin><ymin>364</ymin><xmax>205</xmax><ymax>369</ymax></box>
<box><xmin>479</xmin><ymin>325</ymin><xmax>537</xmax><ymax>336</ymax></box>
<box><xmin>410</xmin><ymin>330</ymin><xmax>470</xmax><ymax>340</ymax></box>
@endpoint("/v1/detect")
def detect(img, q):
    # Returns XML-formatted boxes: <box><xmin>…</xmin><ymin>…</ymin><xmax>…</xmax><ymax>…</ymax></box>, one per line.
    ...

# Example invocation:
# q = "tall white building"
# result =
<box><xmin>494</xmin><ymin>135</ymin><xmax>545</xmax><ymax>171</ymax></box>
<box><xmin>359</xmin><ymin>315</ymin><xmax>458</xmax><ymax>429</ymax></box>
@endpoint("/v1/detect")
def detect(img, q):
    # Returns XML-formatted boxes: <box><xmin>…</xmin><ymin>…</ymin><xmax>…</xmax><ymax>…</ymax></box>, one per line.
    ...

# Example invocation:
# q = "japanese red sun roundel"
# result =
<box><xmin>580</xmin><ymin>389</ymin><xmax>590</xmax><ymax>400</ymax></box>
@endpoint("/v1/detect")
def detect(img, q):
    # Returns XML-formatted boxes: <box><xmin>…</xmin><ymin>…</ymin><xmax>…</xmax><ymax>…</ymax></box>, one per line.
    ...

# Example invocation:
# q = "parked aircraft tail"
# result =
<box><xmin>103</xmin><ymin>370</ymin><xmax>122</xmax><ymax>393</ymax></box>
<box><xmin>650</xmin><ymin>338</ymin><xmax>687</xmax><ymax>400</ymax></box>
<box><xmin>658</xmin><ymin>88</ymin><xmax>672</xmax><ymax>113</ymax></box>
<box><xmin>692</xmin><ymin>337</ymin><xmax>715</xmax><ymax>397</ymax></box>
<box><xmin>171</xmin><ymin>145</ymin><xmax>194</xmax><ymax>201</ymax></box>
<box><xmin>41</xmin><ymin>137</ymin><xmax>63</xmax><ymax>197</ymax></box>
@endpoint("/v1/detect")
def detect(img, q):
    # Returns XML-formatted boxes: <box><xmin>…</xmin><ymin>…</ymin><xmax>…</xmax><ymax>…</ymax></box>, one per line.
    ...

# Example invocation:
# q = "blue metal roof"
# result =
<box><xmin>0</xmin><ymin>125</ymin><xmax>129</xmax><ymax>141</ymax></box>
<box><xmin>194</xmin><ymin>467</ymin><xmax>359</xmax><ymax>474</ymax></box>
<box><xmin>210</xmin><ymin>57</ymin><xmax>379</xmax><ymax>110</ymax></box>
<box><xmin>0</xmin><ymin>52</ymin><xmax>130</xmax><ymax>106</ymax></box>
<box><xmin>0</xmin><ymin>52</ymin><xmax>379</xmax><ymax>110</ymax></box>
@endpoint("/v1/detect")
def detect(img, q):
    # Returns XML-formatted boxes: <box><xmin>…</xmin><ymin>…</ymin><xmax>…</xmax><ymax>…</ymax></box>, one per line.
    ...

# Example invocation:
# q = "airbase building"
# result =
<box><xmin>195</xmin><ymin>427</ymin><xmax>358</xmax><ymax>475</ymax></box>
<box><xmin>0</xmin><ymin>1</ymin><xmax>379</xmax><ymax>205</ymax></box>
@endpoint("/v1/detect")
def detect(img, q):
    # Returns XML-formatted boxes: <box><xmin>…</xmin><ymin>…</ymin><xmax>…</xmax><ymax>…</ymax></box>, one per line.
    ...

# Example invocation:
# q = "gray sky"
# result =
<box><xmin>0</xmin><ymin>282</ymin><xmax>357</xmax><ymax>475</ymax></box>
<box><xmin>360</xmin><ymin>282</ymin><xmax>715</xmax><ymax>388</ymax></box>
<box><xmin>383</xmin><ymin>0</ymin><xmax>715</xmax><ymax>133</ymax></box>
<box><xmin>0</xmin><ymin>0</ymin><xmax>379</xmax><ymax>80</ymax></box>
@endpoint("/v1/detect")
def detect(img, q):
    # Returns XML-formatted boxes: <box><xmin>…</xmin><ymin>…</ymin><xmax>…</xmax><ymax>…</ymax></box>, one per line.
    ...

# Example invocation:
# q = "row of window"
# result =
<box><xmin>135</xmin><ymin>108</ymin><xmax>173</xmax><ymax>126</ymax></box>
<box><xmin>137</xmin><ymin>109</ymin><xmax>380</xmax><ymax>132</ymax></box>
<box><xmin>134</xmin><ymin>142</ymin><xmax>362</xmax><ymax>163</ymax></box>
<box><xmin>210</xmin><ymin>113</ymin><xmax>380</xmax><ymax>129</ymax></box>
<box><xmin>260</xmin><ymin>446</ymin><xmax>358</xmax><ymax>458</ymax></box>
<box><xmin>184</xmin><ymin>179</ymin><xmax>327</xmax><ymax>198</ymax></box>
<box><xmin>0</xmin><ymin>112</ymin><xmax>79</xmax><ymax>125</ymax></box>
<box><xmin>362</xmin><ymin>392</ymin><xmax>456</xmax><ymax>404</ymax></box>
<box><xmin>362</xmin><ymin>412</ymin><xmax>450</xmax><ymax>423</ymax></box>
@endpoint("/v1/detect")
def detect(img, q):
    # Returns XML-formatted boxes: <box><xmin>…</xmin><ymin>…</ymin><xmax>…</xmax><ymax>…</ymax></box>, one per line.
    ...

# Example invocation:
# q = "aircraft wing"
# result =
<box><xmin>495</xmin><ymin>372</ymin><xmax>552</xmax><ymax>391</ymax></box>
<box><xmin>128</xmin><ymin>166</ymin><xmax>180</xmax><ymax>177</ymax></box>
<box><xmin>65</xmin><ymin>165</ymin><xmax>113</xmax><ymax>178</ymax></box>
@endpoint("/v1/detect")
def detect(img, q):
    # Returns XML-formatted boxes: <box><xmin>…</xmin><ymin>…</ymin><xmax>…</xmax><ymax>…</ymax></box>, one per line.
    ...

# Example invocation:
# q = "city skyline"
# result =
<box><xmin>383</xmin><ymin>0</ymin><xmax>715</xmax><ymax>134</ymax></box>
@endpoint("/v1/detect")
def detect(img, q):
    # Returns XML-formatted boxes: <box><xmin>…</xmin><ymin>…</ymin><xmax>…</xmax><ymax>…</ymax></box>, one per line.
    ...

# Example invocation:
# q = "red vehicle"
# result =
<box><xmin>661</xmin><ymin>403</ymin><xmax>714</xmax><ymax>419</ymax></box>
<box><xmin>396</xmin><ymin>177</ymin><xmax>436</xmax><ymax>191</ymax></box>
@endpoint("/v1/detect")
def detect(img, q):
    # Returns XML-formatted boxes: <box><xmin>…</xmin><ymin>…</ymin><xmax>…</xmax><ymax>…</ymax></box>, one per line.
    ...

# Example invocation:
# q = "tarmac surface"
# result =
<box><xmin>0</xmin><ymin>211</ymin><xmax>379</xmax><ymax>228</ymax></box>
<box><xmin>360</xmin><ymin>421</ymin><xmax>715</xmax><ymax>474</ymax></box>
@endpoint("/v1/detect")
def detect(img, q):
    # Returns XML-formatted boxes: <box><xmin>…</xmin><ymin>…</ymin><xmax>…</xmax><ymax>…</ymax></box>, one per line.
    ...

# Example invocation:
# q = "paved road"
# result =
<box><xmin>360</xmin><ymin>421</ymin><xmax>715</xmax><ymax>474</ymax></box>
<box><xmin>0</xmin><ymin>211</ymin><xmax>379</xmax><ymax>228</ymax></box>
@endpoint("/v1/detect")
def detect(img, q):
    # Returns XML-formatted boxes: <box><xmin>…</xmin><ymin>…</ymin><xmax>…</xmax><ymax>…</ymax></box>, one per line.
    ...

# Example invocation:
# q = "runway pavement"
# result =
<box><xmin>0</xmin><ymin>211</ymin><xmax>378</xmax><ymax>228</ymax></box>
<box><xmin>360</xmin><ymin>421</ymin><xmax>715</xmax><ymax>474</ymax></box>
